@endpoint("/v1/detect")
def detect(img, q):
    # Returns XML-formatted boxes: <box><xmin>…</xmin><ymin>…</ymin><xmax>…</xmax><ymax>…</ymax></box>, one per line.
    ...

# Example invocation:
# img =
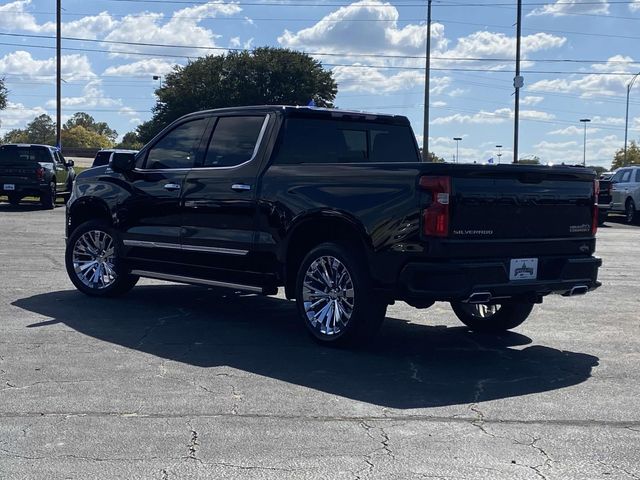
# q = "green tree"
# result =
<box><xmin>64</xmin><ymin>112</ymin><xmax>118</xmax><ymax>142</ymax></box>
<box><xmin>4</xmin><ymin>114</ymin><xmax>57</xmax><ymax>144</ymax></box>
<box><xmin>115</xmin><ymin>131</ymin><xmax>143</xmax><ymax>150</ymax></box>
<box><xmin>61</xmin><ymin>125</ymin><xmax>113</xmax><ymax>149</ymax></box>
<box><xmin>0</xmin><ymin>77</ymin><xmax>7</xmax><ymax>112</ymax></box>
<box><xmin>518</xmin><ymin>156</ymin><xmax>541</xmax><ymax>165</ymax></box>
<box><xmin>137</xmin><ymin>47</ymin><xmax>338</xmax><ymax>142</ymax></box>
<box><xmin>611</xmin><ymin>140</ymin><xmax>640</xmax><ymax>170</ymax></box>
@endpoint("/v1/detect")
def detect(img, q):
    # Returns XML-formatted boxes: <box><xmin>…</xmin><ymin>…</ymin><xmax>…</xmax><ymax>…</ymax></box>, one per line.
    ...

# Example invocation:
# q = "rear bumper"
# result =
<box><xmin>1</xmin><ymin>180</ymin><xmax>48</xmax><ymax>197</ymax></box>
<box><xmin>398</xmin><ymin>255</ymin><xmax>602</xmax><ymax>302</ymax></box>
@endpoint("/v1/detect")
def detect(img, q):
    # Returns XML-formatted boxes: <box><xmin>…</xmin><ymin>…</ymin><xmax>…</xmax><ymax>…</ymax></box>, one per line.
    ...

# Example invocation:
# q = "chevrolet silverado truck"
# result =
<box><xmin>64</xmin><ymin>106</ymin><xmax>602</xmax><ymax>346</ymax></box>
<box><xmin>0</xmin><ymin>143</ymin><xmax>75</xmax><ymax>209</ymax></box>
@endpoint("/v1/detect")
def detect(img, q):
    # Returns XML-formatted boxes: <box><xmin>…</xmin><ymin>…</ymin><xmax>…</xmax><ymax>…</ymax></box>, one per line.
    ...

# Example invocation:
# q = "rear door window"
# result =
<box><xmin>93</xmin><ymin>151</ymin><xmax>111</xmax><ymax>167</ymax></box>
<box><xmin>203</xmin><ymin>116</ymin><xmax>266</xmax><ymax>168</ymax></box>
<box><xmin>273</xmin><ymin>118</ymin><xmax>419</xmax><ymax>165</ymax></box>
<box><xmin>635</xmin><ymin>169</ymin><xmax>640</xmax><ymax>183</ymax></box>
<box><xmin>621</xmin><ymin>170</ymin><xmax>632</xmax><ymax>183</ymax></box>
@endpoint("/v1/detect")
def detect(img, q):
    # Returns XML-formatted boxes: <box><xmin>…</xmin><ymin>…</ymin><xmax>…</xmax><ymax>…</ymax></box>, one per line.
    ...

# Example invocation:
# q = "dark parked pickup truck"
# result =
<box><xmin>0</xmin><ymin>144</ymin><xmax>75</xmax><ymax>208</ymax></box>
<box><xmin>64</xmin><ymin>106</ymin><xmax>601</xmax><ymax>345</ymax></box>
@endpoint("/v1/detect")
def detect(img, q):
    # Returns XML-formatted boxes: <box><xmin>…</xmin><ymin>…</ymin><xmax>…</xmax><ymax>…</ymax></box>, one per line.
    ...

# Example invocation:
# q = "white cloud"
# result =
<box><xmin>119</xmin><ymin>107</ymin><xmax>143</xmax><ymax>126</ymax></box>
<box><xmin>0</xmin><ymin>0</ymin><xmax>53</xmax><ymax>33</ymax></box>
<box><xmin>0</xmin><ymin>101</ymin><xmax>47</xmax><ymax>129</ymax></box>
<box><xmin>522</xmin><ymin>96</ymin><xmax>544</xmax><ymax>106</ymax></box>
<box><xmin>45</xmin><ymin>80</ymin><xmax>120</xmax><ymax>109</ymax></box>
<box><xmin>60</xmin><ymin>12</ymin><xmax>117</xmax><ymax>40</ymax></box>
<box><xmin>334</xmin><ymin>66</ymin><xmax>450</xmax><ymax>93</ymax></box>
<box><xmin>103</xmin><ymin>59</ymin><xmax>176</xmax><ymax>77</ymax></box>
<box><xmin>529</xmin><ymin>55</ymin><xmax>634</xmax><ymax>98</ymax></box>
<box><xmin>279</xmin><ymin>0</ymin><xmax>447</xmax><ymax>56</ymax></box>
<box><xmin>0</xmin><ymin>51</ymin><xmax>94</xmax><ymax>81</ymax></box>
<box><xmin>631</xmin><ymin>0</ymin><xmax>640</xmax><ymax>11</ymax></box>
<box><xmin>103</xmin><ymin>2</ymin><xmax>242</xmax><ymax>58</ymax></box>
<box><xmin>533</xmin><ymin>134</ymin><xmax>620</xmax><ymax>168</ymax></box>
<box><xmin>529</xmin><ymin>0</ymin><xmax>609</xmax><ymax>16</ymax></box>
<box><xmin>432</xmin><ymin>107</ymin><xmax>554</xmax><ymax>125</ymax></box>
<box><xmin>548</xmin><ymin>125</ymin><xmax>602</xmax><ymax>135</ymax></box>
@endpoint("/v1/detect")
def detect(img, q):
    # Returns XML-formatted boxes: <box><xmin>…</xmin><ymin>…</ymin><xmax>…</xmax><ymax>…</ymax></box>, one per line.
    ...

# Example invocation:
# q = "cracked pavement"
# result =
<box><xmin>0</xmin><ymin>202</ymin><xmax>639</xmax><ymax>479</ymax></box>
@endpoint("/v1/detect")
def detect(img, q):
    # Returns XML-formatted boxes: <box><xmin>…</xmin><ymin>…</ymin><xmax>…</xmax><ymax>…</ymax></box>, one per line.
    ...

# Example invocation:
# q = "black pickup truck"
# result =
<box><xmin>64</xmin><ymin>106</ymin><xmax>601</xmax><ymax>345</ymax></box>
<box><xmin>0</xmin><ymin>144</ymin><xmax>75</xmax><ymax>208</ymax></box>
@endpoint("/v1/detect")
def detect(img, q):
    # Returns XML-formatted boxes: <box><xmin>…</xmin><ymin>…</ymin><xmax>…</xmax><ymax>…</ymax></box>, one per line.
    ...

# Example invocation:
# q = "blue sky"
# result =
<box><xmin>1</xmin><ymin>0</ymin><xmax>640</xmax><ymax>168</ymax></box>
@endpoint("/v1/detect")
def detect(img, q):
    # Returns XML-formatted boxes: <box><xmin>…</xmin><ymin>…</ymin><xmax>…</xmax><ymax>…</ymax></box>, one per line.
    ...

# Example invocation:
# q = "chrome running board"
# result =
<box><xmin>131</xmin><ymin>270</ymin><xmax>264</xmax><ymax>293</ymax></box>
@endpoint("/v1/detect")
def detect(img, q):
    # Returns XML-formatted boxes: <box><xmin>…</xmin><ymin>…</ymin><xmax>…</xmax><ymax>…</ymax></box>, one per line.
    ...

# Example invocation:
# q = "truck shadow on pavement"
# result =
<box><xmin>13</xmin><ymin>285</ymin><xmax>599</xmax><ymax>409</ymax></box>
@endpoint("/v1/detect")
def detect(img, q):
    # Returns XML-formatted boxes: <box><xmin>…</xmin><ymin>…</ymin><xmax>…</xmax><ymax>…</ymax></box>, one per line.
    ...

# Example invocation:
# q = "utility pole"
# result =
<box><xmin>56</xmin><ymin>0</ymin><xmax>61</xmax><ymax>149</ymax></box>
<box><xmin>422</xmin><ymin>0</ymin><xmax>433</xmax><ymax>162</ymax></box>
<box><xmin>513</xmin><ymin>0</ymin><xmax>523</xmax><ymax>164</ymax></box>
<box><xmin>624</xmin><ymin>73</ymin><xmax>640</xmax><ymax>165</ymax></box>
<box><xmin>580</xmin><ymin>118</ymin><xmax>591</xmax><ymax>167</ymax></box>
<box><xmin>496</xmin><ymin>144</ymin><xmax>503</xmax><ymax>164</ymax></box>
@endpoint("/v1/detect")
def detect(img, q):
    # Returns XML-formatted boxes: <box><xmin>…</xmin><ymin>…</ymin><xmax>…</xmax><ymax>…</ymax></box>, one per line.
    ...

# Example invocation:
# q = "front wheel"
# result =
<box><xmin>65</xmin><ymin>221</ymin><xmax>139</xmax><ymax>297</ymax></box>
<box><xmin>295</xmin><ymin>242</ymin><xmax>386</xmax><ymax>347</ymax></box>
<box><xmin>626</xmin><ymin>199</ymin><xmax>637</xmax><ymax>224</ymax></box>
<box><xmin>450</xmin><ymin>301</ymin><xmax>534</xmax><ymax>333</ymax></box>
<box><xmin>41</xmin><ymin>181</ymin><xmax>56</xmax><ymax>209</ymax></box>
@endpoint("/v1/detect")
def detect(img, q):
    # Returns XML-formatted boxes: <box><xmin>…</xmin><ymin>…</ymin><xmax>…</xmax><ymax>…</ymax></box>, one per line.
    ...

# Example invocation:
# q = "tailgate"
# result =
<box><xmin>449</xmin><ymin>167</ymin><xmax>596</xmax><ymax>240</ymax></box>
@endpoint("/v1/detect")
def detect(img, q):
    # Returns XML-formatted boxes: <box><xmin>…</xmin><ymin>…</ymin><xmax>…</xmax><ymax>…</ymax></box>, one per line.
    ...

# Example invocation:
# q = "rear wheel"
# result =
<box><xmin>450</xmin><ymin>301</ymin><xmax>534</xmax><ymax>332</ymax></box>
<box><xmin>295</xmin><ymin>242</ymin><xmax>386</xmax><ymax>347</ymax></box>
<box><xmin>625</xmin><ymin>199</ymin><xmax>636</xmax><ymax>224</ymax></box>
<box><xmin>65</xmin><ymin>220</ymin><xmax>139</xmax><ymax>297</ymax></box>
<box><xmin>7</xmin><ymin>194</ymin><xmax>21</xmax><ymax>206</ymax></box>
<box><xmin>41</xmin><ymin>181</ymin><xmax>56</xmax><ymax>209</ymax></box>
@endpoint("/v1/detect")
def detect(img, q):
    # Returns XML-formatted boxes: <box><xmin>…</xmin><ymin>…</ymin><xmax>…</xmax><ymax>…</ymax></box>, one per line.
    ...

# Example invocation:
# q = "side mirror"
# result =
<box><xmin>66</xmin><ymin>159</ymin><xmax>74</xmax><ymax>167</ymax></box>
<box><xmin>110</xmin><ymin>152</ymin><xmax>136</xmax><ymax>173</ymax></box>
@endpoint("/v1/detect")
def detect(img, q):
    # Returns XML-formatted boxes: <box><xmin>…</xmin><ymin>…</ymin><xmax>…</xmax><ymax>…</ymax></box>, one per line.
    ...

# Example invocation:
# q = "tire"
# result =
<box><xmin>625</xmin><ymin>199</ymin><xmax>637</xmax><ymax>225</ymax></box>
<box><xmin>597</xmin><ymin>208</ymin><xmax>608</xmax><ymax>226</ymax></box>
<box><xmin>7</xmin><ymin>194</ymin><xmax>21</xmax><ymax>206</ymax></box>
<box><xmin>65</xmin><ymin>220</ymin><xmax>139</xmax><ymax>297</ymax></box>
<box><xmin>41</xmin><ymin>181</ymin><xmax>56</xmax><ymax>209</ymax></box>
<box><xmin>450</xmin><ymin>301</ymin><xmax>535</xmax><ymax>333</ymax></box>
<box><xmin>295</xmin><ymin>242</ymin><xmax>386</xmax><ymax>347</ymax></box>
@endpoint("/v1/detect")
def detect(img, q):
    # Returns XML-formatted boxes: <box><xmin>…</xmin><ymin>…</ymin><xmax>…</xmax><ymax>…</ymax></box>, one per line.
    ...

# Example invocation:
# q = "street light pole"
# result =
<box><xmin>422</xmin><ymin>0</ymin><xmax>433</xmax><ymax>162</ymax></box>
<box><xmin>513</xmin><ymin>0</ymin><xmax>523</xmax><ymax>164</ymax></box>
<box><xmin>580</xmin><ymin>118</ymin><xmax>591</xmax><ymax>167</ymax></box>
<box><xmin>453</xmin><ymin>137</ymin><xmax>462</xmax><ymax>163</ymax></box>
<box><xmin>496</xmin><ymin>144</ymin><xmax>503</xmax><ymax>164</ymax></box>
<box><xmin>624</xmin><ymin>73</ymin><xmax>640</xmax><ymax>166</ymax></box>
<box><xmin>56</xmin><ymin>0</ymin><xmax>61</xmax><ymax>148</ymax></box>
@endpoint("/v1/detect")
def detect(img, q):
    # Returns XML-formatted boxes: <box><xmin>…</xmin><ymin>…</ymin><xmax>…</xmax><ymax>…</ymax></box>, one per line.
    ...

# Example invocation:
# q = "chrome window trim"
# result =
<box><xmin>133</xmin><ymin>115</ymin><xmax>270</xmax><ymax>174</ymax></box>
<box><xmin>123</xmin><ymin>239</ymin><xmax>248</xmax><ymax>256</ymax></box>
<box><xmin>130</xmin><ymin>270</ymin><xmax>263</xmax><ymax>293</ymax></box>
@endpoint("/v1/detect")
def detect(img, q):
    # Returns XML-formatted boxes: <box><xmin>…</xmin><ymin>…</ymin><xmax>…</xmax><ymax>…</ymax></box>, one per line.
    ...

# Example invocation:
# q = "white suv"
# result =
<box><xmin>610</xmin><ymin>166</ymin><xmax>640</xmax><ymax>224</ymax></box>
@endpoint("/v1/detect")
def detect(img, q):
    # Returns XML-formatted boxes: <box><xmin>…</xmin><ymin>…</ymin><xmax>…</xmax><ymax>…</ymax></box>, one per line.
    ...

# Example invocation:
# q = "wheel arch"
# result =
<box><xmin>67</xmin><ymin>197</ymin><xmax>112</xmax><ymax>236</ymax></box>
<box><xmin>282</xmin><ymin>211</ymin><xmax>372</xmax><ymax>299</ymax></box>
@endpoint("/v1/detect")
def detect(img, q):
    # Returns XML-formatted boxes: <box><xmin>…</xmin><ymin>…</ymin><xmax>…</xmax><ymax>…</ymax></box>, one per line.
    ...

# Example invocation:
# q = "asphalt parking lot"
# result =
<box><xmin>0</xmin><ymin>201</ymin><xmax>638</xmax><ymax>480</ymax></box>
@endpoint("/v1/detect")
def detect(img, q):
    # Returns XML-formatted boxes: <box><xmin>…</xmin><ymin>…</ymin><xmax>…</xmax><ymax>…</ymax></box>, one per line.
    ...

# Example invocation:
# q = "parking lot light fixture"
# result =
<box><xmin>580</xmin><ymin>119</ymin><xmax>591</xmax><ymax>167</ymax></box>
<box><xmin>453</xmin><ymin>137</ymin><xmax>462</xmax><ymax>163</ymax></box>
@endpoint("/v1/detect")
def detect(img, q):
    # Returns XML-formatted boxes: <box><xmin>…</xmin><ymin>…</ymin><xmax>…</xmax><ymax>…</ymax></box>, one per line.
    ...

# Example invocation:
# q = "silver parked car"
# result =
<box><xmin>610</xmin><ymin>166</ymin><xmax>640</xmax><ymax>224</ymax></box>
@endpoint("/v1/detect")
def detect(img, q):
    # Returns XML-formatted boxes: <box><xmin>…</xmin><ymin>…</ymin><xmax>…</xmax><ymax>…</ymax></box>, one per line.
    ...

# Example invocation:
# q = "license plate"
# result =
<box><xmin>509</xmin><ymin>258</ymin><xmax>538</xmax><ymax>281</ymax></box>
<box><xmin>3</xmin><ymin>184</ymin><xmax>15</xmax><ymax>191</ymax></box>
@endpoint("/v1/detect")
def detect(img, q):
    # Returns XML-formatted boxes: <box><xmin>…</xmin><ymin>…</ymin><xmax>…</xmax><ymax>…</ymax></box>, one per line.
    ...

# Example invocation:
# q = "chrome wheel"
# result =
<box><xmin>458</xmin><ymin>303</ymin><xmax>501</xmax><ymax>319</ymax></box>
<box><xmin>626</xmin><ymin>201</ymin><xmax>635</xmax><ymax>224</ymax></box>
<box><xmin>302</xmin><ymin>255</ymin><xmax>355</xmax><ymax>336</ymax></box>
<box><xmin>72</xmin><ymin>230</ymin><xmax>117</xmax><ymax>289</ymax></box>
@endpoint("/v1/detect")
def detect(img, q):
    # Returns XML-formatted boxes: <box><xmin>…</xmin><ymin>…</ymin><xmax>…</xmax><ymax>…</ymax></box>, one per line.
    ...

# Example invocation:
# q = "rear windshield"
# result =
<box><xmin>0</xmin><ymin>145</ymin><xmax>52</xmax><ymax>164</ymax></box>
<box><xmin>93</xmin><ymin>151</ymin><xmax>112</xmax><ymax>167</ymax></box>
<box><xmin>273</xmin><ymin>118</ymin><xmax>420</xmax><ymax>165</ymax></box>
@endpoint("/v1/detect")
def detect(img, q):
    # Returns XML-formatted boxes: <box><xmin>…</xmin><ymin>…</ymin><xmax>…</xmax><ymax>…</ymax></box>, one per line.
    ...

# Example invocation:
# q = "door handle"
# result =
<box><xmin>164</xmin><ymin>183</ymin><xmax>181</xmax><ymax>191</ymax></box>
<box><xmin>231</xmin><ymin>183</ymin><xmax>251</xmax><ymax>192</ymax></box>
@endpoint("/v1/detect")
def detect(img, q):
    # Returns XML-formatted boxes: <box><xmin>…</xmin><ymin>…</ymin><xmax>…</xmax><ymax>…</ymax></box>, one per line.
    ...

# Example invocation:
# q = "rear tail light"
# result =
<box><xmin>419</xmin><ymin>176</ymin><xmax>451</xmax><ymax>237</ymax></box>
<box><xmin>592</xmin><ymin>179</ymin><xmax>599</xmax><ymax>235</ymax></box>
<box><xmin>35</xmin><ymin>166</ymin><xmax>45</xmax><ymax>181</ymax></box>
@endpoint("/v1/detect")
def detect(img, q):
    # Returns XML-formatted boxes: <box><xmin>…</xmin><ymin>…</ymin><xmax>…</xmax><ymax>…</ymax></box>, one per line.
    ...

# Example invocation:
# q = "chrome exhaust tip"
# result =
<box><xmin>566</xmin><ymin>285</ymin><xmax>589</xmax><ymax>297</ymax></box>
<box><xmin>465</xmin><ymin>292</ymin><xmax>493</xmax><ymax>304</ymax></box>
